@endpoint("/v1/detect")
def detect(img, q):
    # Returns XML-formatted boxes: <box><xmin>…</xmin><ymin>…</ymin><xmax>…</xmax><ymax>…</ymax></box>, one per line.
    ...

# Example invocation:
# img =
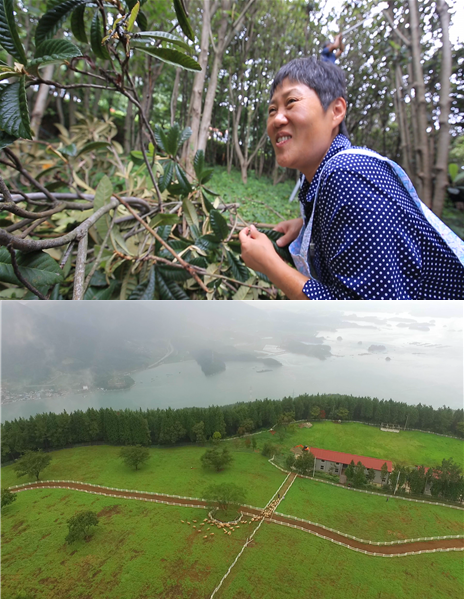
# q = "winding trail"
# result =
<box><xmin>11</xmin><ymin>480</ymin><xmax>464</xmax><ymax>557</ymax></box>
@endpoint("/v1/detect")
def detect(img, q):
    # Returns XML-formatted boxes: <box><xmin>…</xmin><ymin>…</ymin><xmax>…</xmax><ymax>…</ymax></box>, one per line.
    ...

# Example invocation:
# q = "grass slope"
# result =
<box><xmin>1</xmin><ymin>488</ymin><xmax>252</xmax><ymax>599</ymax></box>
<box><xmin>2</xmin><ymin>445</ymin><xmax>284</xmax><ymax>508</ymax></box>
<box><xmin>279</xmin><ymin>477</ymin><xmax>464</xmax><ymax>542</ymax></box>
<box><xmin>258</xmin><ymin>421</ymin><xmax>464</xmax><ymax>469</ymax></box>
<box><xmin>218</xmin><ymin>522</ymin><xmax>464</xmax><ymax>599</ymax></box>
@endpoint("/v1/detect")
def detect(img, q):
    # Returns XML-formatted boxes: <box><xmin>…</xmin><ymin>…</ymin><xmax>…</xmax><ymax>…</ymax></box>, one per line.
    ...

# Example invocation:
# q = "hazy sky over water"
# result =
<box><xmin>1</xmin><ymin>301</ymin><xmax>462</xmax><ymax>420</ymax></box>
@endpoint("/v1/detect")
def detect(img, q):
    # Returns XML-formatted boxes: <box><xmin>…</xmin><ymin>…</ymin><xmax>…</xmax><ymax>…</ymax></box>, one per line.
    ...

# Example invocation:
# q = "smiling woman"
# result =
<box><xmin>238</xmin><ymin>57</ymin><xmax>464</xmax><ymax>300</ymax></box>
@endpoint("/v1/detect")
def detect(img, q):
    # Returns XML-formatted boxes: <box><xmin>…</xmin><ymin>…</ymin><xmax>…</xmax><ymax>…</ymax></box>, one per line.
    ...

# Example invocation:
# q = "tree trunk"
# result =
<box><xmin>170</xmin><ymin>68</ymin><xmax>181</xmax><ymax>126</ymax></box>
<box><xmin>124</xmin><ymin>98</ymin><xmax>133</xmax><ymax>154</ymax></box>
<box><xmin>394</xmin><ymin>62</ymin><xmax>412</xmax><ymax>177</ymax></box>
<box><xmin>432</xmin><ymin>0</ymin><xmax>452</xmax><ymax>218</ymax></box>
<box><xmin>183</xmin><ymin>0</ymin><xmax>215</xmax><ymax>169</ymax></box>
<box><xmin>56</xmin><ymin>92</ymin><xmax>65</xmax><ymax>127</ymax></box>
<box><xmin>408</xmin><ymin>0</ymin><xmax>432</xmax><ymax>208</ymax></box>
<box><xmin>30</xmin><ymin>64</ymin><xmax>55</xmax><ymax>139</ymax></box>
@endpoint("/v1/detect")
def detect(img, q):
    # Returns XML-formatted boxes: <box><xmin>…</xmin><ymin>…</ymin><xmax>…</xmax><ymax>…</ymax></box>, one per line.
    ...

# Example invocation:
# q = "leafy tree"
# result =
<box><xmin>310</xmin><ymin>406</ymin><xmax>321</xmax><ymax>420</ymax></box>
<box><xmin>1</xmin><ymin>488</ymin><xmax>17</xmax><ymax>509</ymax></box>
<box><xmin>285</xmin><ymin>453</ymin><xmax>296</xmax><ymax>470</ymax></box>
<box><xmin>251</xmin><ymin>437</ymin><xmax>257</xmax><ymax>450</ymax></box>
<box><xmin>201</xmin><ymin>446</ymin><xmax>233</xmax><ymax>472</ymax></box>
<box><xmin>345</xmin><ymin>460</ymin><xmax>356</xmax><ymax>482</ymax></box>
<box><xmin>65</xmin><ymin>511</ymin><xmax>99</xmax><ymax>544</ymax></box>
<box><xmin>336</xmin><ymin>407</ymin><xmax>349</xmax><ymax>421</ymax></box>
<box><xmin>244</xmin><ymin>437</ymin><xmax>251</xmax><ymax>449</ymax></box>
<box><xmin>353</xmin><ymin>462</ymin><xmax>367</xmax><ymax>487</ymax></box>
<box><xmin>261</xmin><ymin>442</ymin><xmax>278</xmax><ymax>458</ymax></box>
<box><xmin>455</xmin><ymin>421</ymin><xmax>464</xmax><ymax>438</ymax></box>
<box><xmin>192</xmin><ymin>421</ymin><xmax>206</xmax><ymax>445</ymax></box>
<box><xmin>381</xmin><ymin>462</ymin><xmax>389</xmax><ymax>485</ymax></box>
<box><xmin>295</xmin><ymin>452</ymin><xmax>315</xmax><ymax>476</ymax></box>
<box><xmin>237</xmin><ymin>426</ymin><xmax>246</xmax><ymax>437</ymax></box>
<box><xmin>203</xmin><ymin>483</ymin><xmax>246</xmax><ymax>512</ymax></box>
<box><xmin>430</xmin><ymin>458</ymin><xmax>463</xmax><ymax>501</ymax></box>
<box><xmin>240</xmin><ymin>419</ymin><xmax>254</xmax><ymax>433</ymax></box>
<box><xmin>13</xmin><ymin>450</ymin><xmax>52</xmax><ymax>481</ymax></box>
<box><xmin>211</xmin><ymin>431</ymin><xmax>222</xmax><ymax>444</ymax></box>
<box><xmin>119</xmin><ymin>445</ymin><xmax>150</xmax><ymax>471</ymax></box>
<box><xmin>408</xmin><ymin>466</ymin><xmax>426</xmax><ymax>495</ymax></box>
<box><xmin>366</xmin><ymin>469</ymin><xmax>376</xmax><ymax>485</ymax></box>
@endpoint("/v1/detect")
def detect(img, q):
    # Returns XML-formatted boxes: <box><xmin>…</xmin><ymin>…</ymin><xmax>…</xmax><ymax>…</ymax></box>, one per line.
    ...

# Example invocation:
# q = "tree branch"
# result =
<box><xmin>6</xmin><ymin>244</ymin><xmax>48</xmax><ymax>300</ymax></box>
<box><xmin>73</xmin><ymin>234</ymin><xmax>88</xmax><ymax>300</ymax></box>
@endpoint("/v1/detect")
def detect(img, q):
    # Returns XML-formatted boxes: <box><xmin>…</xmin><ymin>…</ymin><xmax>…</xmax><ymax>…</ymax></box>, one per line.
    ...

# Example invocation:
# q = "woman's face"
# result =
<box><xmin>267</xmin><ymin>79</ymin><xmax>346</xmax><ymax>180</ymax></box>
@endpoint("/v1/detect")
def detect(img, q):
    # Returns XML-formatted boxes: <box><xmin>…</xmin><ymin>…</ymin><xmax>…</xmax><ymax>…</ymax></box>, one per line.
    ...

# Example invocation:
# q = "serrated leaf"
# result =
<box><xmin>158</xmin><ymin>159</ymin><xmax>174</xmax><ymax>192</ymax></box>
<box><xmin>77</xmin><ymin>140</ymin><xmax>110</xmax><ymax>156</ymax></box>
<box><xmin>36</xmin><ymin>0</ymin><xmax>92</xmax><ymax>47</ymax></box>
<box><xmin>195</xmin><ymin>234</ymin><xmax>220</xmax><ymax>253</ymax></box>
<box><xmin>132</xmin><ymin>44</ymin><xmax>201</xmax><ymax>71</ymax></box>
<box><xmin>0</xmin><ymin>80</ymin><xmax>32</xmax><ymax>139</ymax></box>
<box><xmin>84</xmin><ymin>280</ymin><xmax>118</xmax><ymax>300</ymax></box>
<box><xmin>110</xmin><ymin>225</ymin><xmax>133</xmax><ymax>256</ymax></box>
<box><xmin>209</xmin><ymin>209</ymin><xmax>228</xmax><ymax>241</ymax></box>
<box><xmin>226</xmin><ymin>250</ymin><xmax>250</xmax><ymax>282</ymax></box>
<box><xmin>133</xmin><ymin>30</ymin><xmax>190</xmax><ymax>50</ymax></box>
<box><xmin>173</xmin><ymin>0</ymin><xmax>194</xmax><ymax>41</ymax></box>
<box><xmin>158</xmin><ymin>264</ymin><xmax>190</xmax><ymax>282</ymax></box>
<box><xmin>164</xmin><ymin>122</ymin><xmax>180</xmax><ymax>155</ymax></box>
<box><xmin>154</xmin><ymin>124</ymin><xmax>168</xmax><ymax>154</ymax></box>
<box><xmin>0</xmin><ymin>0</ymin><xmax>27</xmax><ymax>64</ymax></box>
<box><xmin>30</xmin><ymin>38</ymin><xmax>82</xmax><ymax>67</ymax></box>
<box><xmin>0</xmin><ymin>248</ymin><xmax>63</xmax><ymax>287</ymax></box>
<box><xmin>149</xmin><ymin>212</ymin><xmax>179</xmax><ymax>228</ymax></box>
<box><xmin>70</xmin><ymin>4</ymin><xmax>87</xmax><ymax>43</ymax></box>
<box><xmin>175</xmin><ymin>163</ymin><xmax>192</xmax><ymax>195</ymax></box>
<box><xmin>90</xmin><ymin>11</ymin><xmax>110</xmax><ymax>60</ymax></box>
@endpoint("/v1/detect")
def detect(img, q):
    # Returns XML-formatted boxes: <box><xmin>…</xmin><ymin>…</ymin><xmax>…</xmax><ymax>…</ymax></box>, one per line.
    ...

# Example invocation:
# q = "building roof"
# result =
<box><xmin>309</xmin><ymin>447</ymin><xmax>393</xmax><ymax>473</ymax></box>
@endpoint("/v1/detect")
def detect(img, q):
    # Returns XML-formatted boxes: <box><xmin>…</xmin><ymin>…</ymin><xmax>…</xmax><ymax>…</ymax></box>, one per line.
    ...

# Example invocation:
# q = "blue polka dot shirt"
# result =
<box><xmin>298</xmin><ymin>134</ymin><xmax>464</xmax><ymax>299</ymax></box>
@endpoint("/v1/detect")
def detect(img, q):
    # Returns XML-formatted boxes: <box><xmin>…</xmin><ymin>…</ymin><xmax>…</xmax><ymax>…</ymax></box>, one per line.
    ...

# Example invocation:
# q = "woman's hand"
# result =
<box><xmin>273</xmin><ymin>218</ymin><xmax>304</xmax><ymax>247</ymax></box>
<box><xmin>239</xmin><ymin>225</ymin><xmax>280</xmax><ymax>276</ymax></box>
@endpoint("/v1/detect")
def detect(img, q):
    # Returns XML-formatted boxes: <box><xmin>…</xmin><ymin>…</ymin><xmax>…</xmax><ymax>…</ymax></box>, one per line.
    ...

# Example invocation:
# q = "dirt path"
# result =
<box><xmin>11</xmin><ymin>481</ymin><xmax>464</xmax><ymax>556</ymax></box>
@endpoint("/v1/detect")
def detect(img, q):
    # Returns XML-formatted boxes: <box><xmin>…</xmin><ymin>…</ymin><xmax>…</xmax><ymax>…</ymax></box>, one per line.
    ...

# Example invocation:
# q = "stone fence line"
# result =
<box><xmin>269</xmin><ymin>519</ymin><xmax>464</xmax><ymax>557</ymax></box>
<box><xmin>273</xmin><ymin>511</ymin><xmax>464</xmax><ymax>546</ymax></box>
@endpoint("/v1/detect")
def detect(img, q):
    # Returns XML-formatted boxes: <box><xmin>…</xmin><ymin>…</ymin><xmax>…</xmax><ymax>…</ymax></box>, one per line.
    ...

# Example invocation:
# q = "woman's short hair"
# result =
<box><xmin>270</xmin><ymin>57</ymin><xmax>349</xmax><ymax>138</ymax></box>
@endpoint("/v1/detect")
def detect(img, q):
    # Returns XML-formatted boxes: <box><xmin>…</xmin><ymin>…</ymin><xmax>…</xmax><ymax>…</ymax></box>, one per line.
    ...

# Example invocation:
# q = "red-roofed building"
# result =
<box><xmin>307</xmin><ymin>447</ymin><xmax>393</xmax><ymax>485</ymax></box>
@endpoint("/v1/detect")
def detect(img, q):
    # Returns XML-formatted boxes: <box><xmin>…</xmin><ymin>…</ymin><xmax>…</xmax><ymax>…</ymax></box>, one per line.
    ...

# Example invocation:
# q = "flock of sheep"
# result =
<box><xmin>179</xmin><ymin>495</ymin><xmax>282</xmax><ymax>540</ymax></box>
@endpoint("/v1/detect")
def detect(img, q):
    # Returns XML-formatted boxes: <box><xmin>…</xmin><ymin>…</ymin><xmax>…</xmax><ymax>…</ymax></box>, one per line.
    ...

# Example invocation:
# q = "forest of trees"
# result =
<box><xmin>1</xmin><ymin>0</ymin><xmax>463</xmax><ymax>299</ymax></box>
<box><xmin>1</xmin><ymin>392</ymin><xmax>463</xmax><ymax>462</ymax></box>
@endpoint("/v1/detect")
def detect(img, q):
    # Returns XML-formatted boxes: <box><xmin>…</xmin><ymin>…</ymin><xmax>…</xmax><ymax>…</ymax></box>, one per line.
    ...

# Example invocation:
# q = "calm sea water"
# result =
<box><xmin>2</xmin><ymin>313</ymin><xmax>461</xmax><ymax>422</ymax></box>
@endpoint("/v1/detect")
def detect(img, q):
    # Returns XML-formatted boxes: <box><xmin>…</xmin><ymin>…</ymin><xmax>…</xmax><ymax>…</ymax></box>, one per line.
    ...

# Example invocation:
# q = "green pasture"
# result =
<box><xmin>258</xmin><ymin>421</ymin><xmax>464</xmax><ymax>469</ymax></box>
<box><xmin>1</xmin><ymin>488</ymin><xmax>253</xmax><ymax>599</ymax></box>
<box><xmin>218</xmin><ymin>521</ymin><xmax>464</xmax><ymax>599</ymax></box>
<box><xmin>279</xmin><ymin>477</ymin><xmax>464</xmax><ymax>542</ymax></box>
<box><xmin>2</xmin><ymin>445</ymin><xmax>284</xmax><ymax>508</ymax></box>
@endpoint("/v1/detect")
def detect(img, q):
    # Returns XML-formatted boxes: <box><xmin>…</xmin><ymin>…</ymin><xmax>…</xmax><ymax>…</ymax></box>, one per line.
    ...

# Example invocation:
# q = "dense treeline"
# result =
<box><xmin>2</xmin><ymin>393</ymin><xmax>462</xmax><ymax>463</ymax></box>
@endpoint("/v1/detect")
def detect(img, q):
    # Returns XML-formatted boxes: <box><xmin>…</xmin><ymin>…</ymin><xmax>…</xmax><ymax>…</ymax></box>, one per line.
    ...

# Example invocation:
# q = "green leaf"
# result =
<box><xmin>0</xmin><ymin>129</ymin><xmax>17</xmax><ymax>148</ymax></box>
<box><xmin>149</xmin><ymin>212</ymin><xmax>179</xmax><ymax>228</ymax></box>
<box><xmin>195</xmin><ymin>234</ymin><xmax>219</xmax><ymax>253</ymax></box>
<box><xmin>93</xmin><ymin>174</ymin><xmax>112</xmax><ymax>241</ymax></box>
<box><xmin>158</xmin><ymin>159</ymin><xmax>174</xmax><ymax>192</ymax></box>
<box><xmin>90</xmin><ymin>11</ymin><xmax>110</xmax><ymax>60</ymax></box>
<box><xmin>193</xmin><ymin>149</ymin><xmax>214</xmax><ymax>184</ymax></box>
<box><xmin>132</xmin><ymin>31</ymin><xmax>190</xmax><ymax>51</ymax></box>
<box><xmin>209</xmin><ymin>209</ymin><xmax>228</xmax><ymax>241</ymax></box>
<box><xmin>70</xmin><ymin>4</ymin><xmax>87</xmax><ymax>43</ymax></box>
<box><xmin>35</xmin><ymin>0</ymin><xmax>92</xmax><ymax>47</ymax></box>
<box><xmin>174</xmin><ymin>163</ymin><xmax>192</xmax><ymax>195</ymax></box>
<box><xmin>0</xmin><ymin>0</ymin><xmax>27</xmax><ymax>64</ymax></box>
<box><xmin>226</xmin><ymin>250</ymin><xmax>250</xmax><ymax>282</ymax></box>
<box><xmin>182</xmin><ymin>198</ymin><xmax>200</xmax><ymax>238</ymax></box>
<box><xmin>0</xmin><ymin>80</ymin><xmax>32</xmax><ymax>139</ymax></box>
<box><xmin>60</xmin><ymin>142</ymin><xmax>77</xmax><ymax>157</ymax></box>
<box><xmin>77</xmin><ymin>140</ymin><xmax>110</xmax><ymax>156</ymax></box>
<box><xmin>173</xmin><ymin>0</ymin><xmax>194</xmax><ymax>41</ymax></box>
<box><xmin>129</xmin><ymin>265</ymin><xmax>156</xmax><ymax>300</ymax></box>
<box><xmin>29</xmin><ymin>39</ymin><xmax>82</xmax><ymax>67</ymax></box>
<box><xmin>449</xmin><ymin>163</ymin><xmax>459</xmax><ymax>183</ymax></box>
<box><xmin>154</xmin><ymin>124</ymin><xmax>168</xmax><ymax>154</ymax></box>
<box><xmin>130</xmin><ymin>150</ymin><xmax>144</xmax><ymax>163</ymax></box>
<box><xmin>126</xmin><ymin>0</ymin><xmax>139</xmax><ymax>32</ymax></box>
<box><xmin>132</xmin><ymin>44</ymin><xmax>201</xmax><ymax>71</ymax></box>
<box><xmin>110</xmin><ymin>225</ymin><xmax>133</xmax><ymax>256</ymax></box>
<box><xmin>158</xmin><ymin>264</ymin><xmax>190</xmax><ymax>282</ymax></box>
<box><xmin>84</xmin><ymin>280</ymin><xmax>118</xmax><ymax>300</ymax></box>
<box><xmin>136</xmin><ymin>10</ymin><xmax>147</xmax><ymax>31</ymax></box>
<box><xmin>0</xmin><ymin>69</ymin><xmax>21</xmax><ymax>82</ymax></box>
<box><xmin>157</xmin><ymin>270</ymin><xmax>189</xmax><ymax>300</ymax></box>
<box><xmin>0</xmin><ymin>248</ymin><xmax>63</xmax><ymax>287</ymax></box>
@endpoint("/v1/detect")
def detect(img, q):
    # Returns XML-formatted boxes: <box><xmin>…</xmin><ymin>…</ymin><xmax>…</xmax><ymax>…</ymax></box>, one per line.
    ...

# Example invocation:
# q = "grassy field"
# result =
<box><xmin>211</xmin><ymin>165</ymin><xmax>299</xmax><ymax>225</ymax></box>
<box><xmin>1</xmin><ymin>488</ymin><xmax>253</xmax><ymax>599</ymax></box>
<box><xmin>2</xmin><ymin>445</ymin><xmax>284</xmax><ymax>508</ymax></box>
<box><xmin>278</xmin><ymin>477</ymin><xmax>464</xmax><ymax>542</ymax></box>
<box><xmin>257</xmin><ymin>421</ymin><xmax>464</xmax><ymax>469</ymax></box>
<box><xmin>217</xmin><ymin>521</ymin><xmax>464</xmax><ymax>599</ymax></box>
